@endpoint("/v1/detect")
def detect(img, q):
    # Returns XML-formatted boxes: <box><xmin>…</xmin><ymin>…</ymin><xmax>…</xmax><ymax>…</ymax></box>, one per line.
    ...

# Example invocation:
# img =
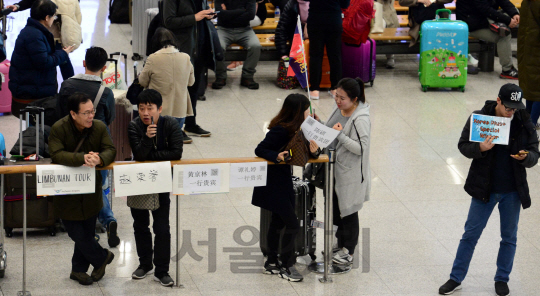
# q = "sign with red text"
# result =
<box><xmin>469</xmin><ymin>114</ymin><xmax>511</xmax><ymax>145</ymax></box>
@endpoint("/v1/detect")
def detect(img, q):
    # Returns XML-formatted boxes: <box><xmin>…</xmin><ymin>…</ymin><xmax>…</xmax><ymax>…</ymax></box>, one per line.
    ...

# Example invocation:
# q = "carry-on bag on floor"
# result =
<box><xmin>277</xmin><ymin>58</ymin><xmax>300</xmax><ymax>89</ymax></box>
<box><xmin>304</xmin><ymin>40</ymin><xmax>331</xmax><ymax>89</ymax></box>
<box><xmin>131</xmin><ymin>0</ymin><xmax>159</xmax><ymax>60</ymax></box>
<box><xmin>0</xmin><ymin>60</ymin><xmax>11</xmax><ymax>113</ymax></box>
<box><xmin>259</xmin><ymin>177</ymin><xmax>317</xmax><ymax>261</ymax></box>
<box><xmin>341</xmin><ymin>39</ymin><xmax>376</xmax><ymax>86</ymax></box>
<box><xmin>419</xmin><ymin>9</ymin><xmax>468</xmax><ymax>92</ymax></box>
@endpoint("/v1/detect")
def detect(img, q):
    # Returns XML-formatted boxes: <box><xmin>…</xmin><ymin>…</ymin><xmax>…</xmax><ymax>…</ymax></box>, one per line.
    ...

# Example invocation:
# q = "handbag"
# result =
<box><xmin>282</xmin><ymin>128</ymin><xmax>310</xmax><ymax>167</ymax></box>
<box><xmin>127</xmin><ymin>193</ymin><xmax>160</xmax><ymax>211</ymax></box>
<box><xmin>276</xmin><ymin>59</ymin><xmax>300</xmax><ymax>89</ymax></box>
<box><xmin>304</xmin><ymin>162</ymin><xmax>325</xmax><ymax>189</ymax></box>
<box><xmin>126</xmin><ymin>77</ymin><xmax>144</xmax><ymax>105</ymax></box>
<box><xmin>370</xmin><ymin>2</ymin><xmax>384</xmax><ymax>33</ymax></box>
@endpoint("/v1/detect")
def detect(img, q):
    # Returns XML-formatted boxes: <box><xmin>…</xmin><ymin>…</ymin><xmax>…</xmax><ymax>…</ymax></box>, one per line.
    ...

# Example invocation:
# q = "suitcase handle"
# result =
<box><xmin>19</xmin><ymin>106</ymin><xmax>44</xmax><ymax>114</ymax></box>
<box><xmin>435</xmin><ymin>9</ymin><xmax>452</xmax><ymax>20</ymax></box>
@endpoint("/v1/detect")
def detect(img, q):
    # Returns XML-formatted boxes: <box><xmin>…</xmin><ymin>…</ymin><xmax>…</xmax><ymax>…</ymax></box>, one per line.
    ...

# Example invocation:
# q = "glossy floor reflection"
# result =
<box><xmin>1</xmin><ymin>0</ymin><xmax>539</xmax><ymax>295</ymax></box>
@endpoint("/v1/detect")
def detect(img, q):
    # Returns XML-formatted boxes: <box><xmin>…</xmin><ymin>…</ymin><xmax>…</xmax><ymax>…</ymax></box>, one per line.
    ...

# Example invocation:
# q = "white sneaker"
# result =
<box><xmin>468</xmin><ymin>54</ymin><xmax>479</xmax><ymax>67</ymax></box>
<box><xmin>332</xmin><ymin>248</ymin><xmax>353</xmax><ymax>265</ymax></box>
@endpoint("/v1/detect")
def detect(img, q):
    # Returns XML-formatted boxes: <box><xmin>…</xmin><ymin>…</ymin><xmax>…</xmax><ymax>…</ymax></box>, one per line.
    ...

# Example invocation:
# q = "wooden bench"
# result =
<box><xmin>369</xmin><ymin>28</ymin><xmax>495</xmax><ymax>72</ymax></box>
<box><xmin>225</xmin><ymin>34</ymin><xmax>280</xmax><ymax>61</ymax></box>
<box><xmin>394</xmin><ymin>0</ymin><xmax>520</xmax><ymax>12</ymax></box>
<box><xmin>397</xmin><ymin>14</ymin><xmax>457</xmax><ymax>27</ymax></box>
<box><xmin>253</xmin><ymin>18</ymin><xmax>278</xmax><ymax>32</ymax></box>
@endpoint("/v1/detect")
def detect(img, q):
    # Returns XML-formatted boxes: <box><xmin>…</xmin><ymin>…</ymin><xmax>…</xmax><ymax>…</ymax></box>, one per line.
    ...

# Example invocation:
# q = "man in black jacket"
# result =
<box><xmin>456</xmin><ymin>0</ymin><xmax>519</xmax><ymax>79</ymax></box>
<box><xmin>212</xmin><ymin>0</ymin><xmax>261</xmax><ymax>90</ymax></box>
<box><xmin>127</xmin><ymin>89</ymin><xmax>183</xmax><ymax>287</ymax></box>
<box><xmin>57</xmin><ymin>46</ymin><xmax>120</xmax><ymax>249</ymax></box>
<box><xmin>163</xmin><ymin>0</ymin><xmax>214</xmax><ymax>139</ymax></box>
<box><xmin>439</xmin><ymin>84</ymin><xmax>539</xmax><ymax>296</ymax></box>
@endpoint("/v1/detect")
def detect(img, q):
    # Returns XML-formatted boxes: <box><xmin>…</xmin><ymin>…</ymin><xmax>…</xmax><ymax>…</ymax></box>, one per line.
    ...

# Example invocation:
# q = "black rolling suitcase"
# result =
<box><xmin>259</xmin><ymin>177</ymin><xmax>317</xmax><ymax>261</ymax></box>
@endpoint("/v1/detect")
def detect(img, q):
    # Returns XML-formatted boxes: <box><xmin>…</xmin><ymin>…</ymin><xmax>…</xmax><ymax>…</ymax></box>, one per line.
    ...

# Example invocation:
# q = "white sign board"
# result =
<box><xmin>36</xmin><ymin>165</ymin><xmax>95</xmax><ymax>196</ymax></box>
<box><xmin>113</xmin><ymin>161</ymin><xmax>172</xmax><ymax>197</ymax></box>
<box><xmin>469</xmin><ymin>114</ymin><xmax>511</xmax><ymax>145</ymax></box>
<box><xmin>173</xmin><ymin>163</ymin><xmax>230</xmax><ymax>195</ymax></box>
<box><xmin>229</xmin><ymin>162</ymin><xmax>267</xmax><ymax>188</ymax></box>
<box><xmin>301</xmin><ymin>117</ymin><xmax>340</xmax><ymax>148</ymax></box>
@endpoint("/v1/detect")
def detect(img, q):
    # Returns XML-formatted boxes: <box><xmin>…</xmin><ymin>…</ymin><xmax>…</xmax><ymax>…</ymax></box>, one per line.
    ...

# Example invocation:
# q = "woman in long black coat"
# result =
<box><xmin>252</xmin><ymin>94</ymin><xmax>319</xmax><ymax>282</ymax></box>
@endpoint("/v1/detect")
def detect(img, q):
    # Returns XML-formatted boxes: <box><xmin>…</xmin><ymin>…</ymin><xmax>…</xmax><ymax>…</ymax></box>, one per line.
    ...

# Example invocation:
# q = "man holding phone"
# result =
<box><xmin>439</xmin><ymin>84</ymin><xmax>539</xmax><ymax>296</ymax></box>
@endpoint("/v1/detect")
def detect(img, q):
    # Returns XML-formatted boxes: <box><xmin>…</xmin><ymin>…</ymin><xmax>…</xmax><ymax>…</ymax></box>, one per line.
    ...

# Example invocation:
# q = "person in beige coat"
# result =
<box><xmin>376</xmin><ymin>0</ymin><xmax>399</xmax><ymax>68</ymax></box>
<box><xmin>139</xmin><ymin>28</ymin><xmax>195</xmax><ymax>134</ymax></box>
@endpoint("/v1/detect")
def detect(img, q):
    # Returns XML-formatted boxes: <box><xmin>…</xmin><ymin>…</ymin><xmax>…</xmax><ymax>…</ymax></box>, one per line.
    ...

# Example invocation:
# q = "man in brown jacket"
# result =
<box><xmin>48</xmin><ymin>93</ymin><xmax>116</xmax><ymax>286</ymax></box>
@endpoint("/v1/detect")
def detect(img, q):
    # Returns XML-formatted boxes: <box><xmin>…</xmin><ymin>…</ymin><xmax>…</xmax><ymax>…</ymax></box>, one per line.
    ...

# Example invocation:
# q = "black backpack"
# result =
<box><xmin>109</xmin><ymin>0</ymin><xmax>130</xmax><ymax>24</ymax></box>
<box><xmin>27</xmin><ymin>95</ymin><xmax>61</xmax><ymax>127</ymax></box>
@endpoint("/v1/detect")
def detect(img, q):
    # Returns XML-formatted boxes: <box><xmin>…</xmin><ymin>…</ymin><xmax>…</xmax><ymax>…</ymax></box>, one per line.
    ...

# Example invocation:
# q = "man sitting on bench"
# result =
<box><xmin>456</xmin><ymin>0</ymin><xmax>519</xmax><ymax>79</ymax></box>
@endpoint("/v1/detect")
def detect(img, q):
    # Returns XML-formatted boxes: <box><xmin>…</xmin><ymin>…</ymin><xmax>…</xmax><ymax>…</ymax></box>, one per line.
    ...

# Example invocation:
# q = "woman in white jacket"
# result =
<box><xmin>323</xmin><ymin>77</ymin><xmax>371</xmax><ymax>264</ymax></box>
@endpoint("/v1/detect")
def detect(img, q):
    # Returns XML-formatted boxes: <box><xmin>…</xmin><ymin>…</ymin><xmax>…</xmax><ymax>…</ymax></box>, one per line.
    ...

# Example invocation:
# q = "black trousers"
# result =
<box><xmin>186</xmin><ymin>56</ymin><xmax>206</xmax><ymax>129</ymax></box>
<box><xmin>130</xmin><ymin>193</ymin><xmax>171</xmax><ymax>277</ymax></box>
<box><xmin>333</xmin><ymin>190</ymin><xmax>359</xmax><ymax>255</ymax></box>
<box><xmin>267</xmin><ymin>205</ymin><xmax>300</xmax><ymax>268</ymax></box>
<box><xmin>63</xmin><ymin>215</ymin><xmax>108</xmax><ymax>273</ymax></box>
<box><xmin>307</xmin><ymin>25</ymin><xmax>343</xmax><ymax>91</ymax></box>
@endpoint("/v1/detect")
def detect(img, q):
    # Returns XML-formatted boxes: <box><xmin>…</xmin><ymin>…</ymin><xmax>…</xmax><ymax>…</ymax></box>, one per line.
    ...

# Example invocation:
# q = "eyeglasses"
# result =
<box><xmin>78</xmin><ymin>109</ymin><xmax>96</xmax><ymax>117</ymax></box>
<box><xmin>502</xmin><ymin>103</ymin><xmax>516</xmax><ymax>112</ymax></box>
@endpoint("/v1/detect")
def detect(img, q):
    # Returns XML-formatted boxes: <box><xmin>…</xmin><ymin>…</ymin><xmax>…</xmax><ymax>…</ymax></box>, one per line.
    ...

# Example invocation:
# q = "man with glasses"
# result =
<box><xmin>439</xmin><ymin>84</ymin><xmax>539</xmax><ymax>296</ymax></box>
<box><xmin>57</xmin><ymin>46</ymin><xmax>121</xmax><ymax>248</ymax></box>
<box><xmin>48</xmin><ymin>93</ymin><xmax>117</xmax><ymax>286</ymax></box>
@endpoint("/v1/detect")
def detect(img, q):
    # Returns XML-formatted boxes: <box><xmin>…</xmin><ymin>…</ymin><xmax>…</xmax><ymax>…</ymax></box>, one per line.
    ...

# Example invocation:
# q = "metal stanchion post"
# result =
<box><xmin>18</xmin><ymin>173</ymin><xmax>31</xmax><ymax>296</ymax></box>
<box><xmin>175</xmin><ymin>195</ymin><xmax>183</xmax><ymax>288</ymax></box>
<box><xmin>1</xmin><ymin>174</ymin><xmax>7</xmax><ymax>278</ymax></box>
<box><xmin>308</xmin><ymin>149</ymin><xmax>351</xmax><ymax>279</ymax></box>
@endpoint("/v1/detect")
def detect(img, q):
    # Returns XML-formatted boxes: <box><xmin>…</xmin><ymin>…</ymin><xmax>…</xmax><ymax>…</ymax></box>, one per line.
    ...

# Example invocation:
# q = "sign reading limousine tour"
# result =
<box><xmin>173</xmin><ymin>163</ymin><xmax>230</xmax><ymax>195</ymax></box>
<box><xmin>469</xmin><ymin>114</ymin><xmax>511</xmax><ymax>145</ymax></box>
<box><xmin>301</xmin><ymin>116</ymin><xmax>340</xmax><ymax>148</ymax></box>
<box><xmin>36</xmin><ymin>165</ymin><xmax>95</xmax><ymax>196</ymax></box>
<box><xmin>113</xmin><ymin>161</ymin><xmax>172</xmax><ymax>197</ymax></box>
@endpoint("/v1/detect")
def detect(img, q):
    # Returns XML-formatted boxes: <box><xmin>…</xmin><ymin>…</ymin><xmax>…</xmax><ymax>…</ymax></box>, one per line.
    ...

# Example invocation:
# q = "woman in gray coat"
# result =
<box><xmin>323</xmin><ymin>77</ymin><xmax>371</xmax><ymax>264</ymax></box>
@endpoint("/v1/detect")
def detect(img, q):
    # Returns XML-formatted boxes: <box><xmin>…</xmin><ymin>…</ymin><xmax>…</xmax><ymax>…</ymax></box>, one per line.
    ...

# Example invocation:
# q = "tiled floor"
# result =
<box><xmin>1</xmin><ymin>1</ymin><xmax>539</xmax><ymax>295</ymax></box>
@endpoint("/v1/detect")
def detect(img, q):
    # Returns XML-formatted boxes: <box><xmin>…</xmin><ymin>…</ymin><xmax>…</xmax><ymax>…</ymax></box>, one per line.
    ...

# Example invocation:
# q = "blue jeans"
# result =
<box><xmin>176</xmin><ymin>117</ymin><xmax>185</xmax><ymax>130</ymax></box>
<box><xmin>98</xmin><ymin>170</ymin><xmax>116</xmax><ymax>227</ymax></box>
<box><xmin>526</xmin><ymin>101</ymin><xmax>540</xmax><ymax>126</ymax></box>
<box><xmin>450</xmin><ymin>192</ymin><xmax>521</xmax><ymax>283</ymax></box>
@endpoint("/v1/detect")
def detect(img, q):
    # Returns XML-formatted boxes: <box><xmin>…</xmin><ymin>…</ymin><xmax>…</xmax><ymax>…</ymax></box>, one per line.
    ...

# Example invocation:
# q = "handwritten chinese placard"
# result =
<box><xmin>173</xmin><ymin>163</ymin><xmax>230</xmax><ymax>195</ymax></box>
<box><xmin>469</xmin><ymin>114</ymin><xmax>511</xmax><ymax>145</ymax></box>
<box><xmin>113</xmin><ymin>161</ymin><xmax>172</xmax><ymax>197</ymax></box>
<box><xmin>301</xmin><ymin>117</ymin><xmax>340</xmax><ymax>148</ymax></box>
<box><xmin>36</xmin><ymin>165</ymin><xmax>95</xmax><ymax>196</ymax></box>
<box><xmin>229</xmin><ymin>162</ymin><xmax>267</xmax><ymax>188</ymax></box>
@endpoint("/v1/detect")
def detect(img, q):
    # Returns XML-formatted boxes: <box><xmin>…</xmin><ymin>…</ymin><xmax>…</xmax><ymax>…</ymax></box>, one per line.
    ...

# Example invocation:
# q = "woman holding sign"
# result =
<box><xmin>252</xmin><ymin>94</ymin><xmax>319</xmax><ymax>282</ymax></box>
<box><xmin>323</xmin><ymin>77</ymin><xmax>371</xmax><ymax>265</ymax></box>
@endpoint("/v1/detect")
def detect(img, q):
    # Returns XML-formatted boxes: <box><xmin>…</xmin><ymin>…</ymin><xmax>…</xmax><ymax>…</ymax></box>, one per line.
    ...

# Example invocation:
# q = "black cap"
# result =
<box><xmin>498</xmin><ymin>83</ymin><xmax>525</xmax><ymax>109</ymax></box>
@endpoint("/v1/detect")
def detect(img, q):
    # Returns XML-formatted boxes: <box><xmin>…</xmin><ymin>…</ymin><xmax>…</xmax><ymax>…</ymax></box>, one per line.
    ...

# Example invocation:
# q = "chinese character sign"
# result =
<box><xmin>229</xmin><ymin>162</ymin><xmax>267</xmax><ymax>188</ymax></box>
<box><xmin>469</xmin><ymin>114</ymin><xmax>511</xmax><ymax>145</ymax></box>
<box><xmin>300</xmin><ymin>117</ymin><xmax>340</xmax><ymax>148</ymax></box>
<box><xmin>173</xmin><ymin>163</ymin><xmax>230</xmax><ymax>195</ymax></box>
<box><xmin>113</xmin><ymin>161</ymin><xmax>172</xmax><ymax>196</ymax></box>
<box><xmin>36</xmin><ymin>165</ymin><xmax>95</xmax><ymax>196</ymax></box>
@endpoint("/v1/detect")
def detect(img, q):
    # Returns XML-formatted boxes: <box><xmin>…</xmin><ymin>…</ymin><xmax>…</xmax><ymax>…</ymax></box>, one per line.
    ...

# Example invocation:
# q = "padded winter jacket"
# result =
<box><xmin>9</xmin><ymin>18</ymin><xmax>69</xmax><ymax>99</ymax></box>
<box><xmin>458</xmin><ymin>101</ymin><xmax>539</xmax><ymax>209</ymax></box>
<box><xmin>456</xmin><ymin>0</ymin><xmax>519</xmax><ymax>32</ymax></box>
<box><xmin>128</xmin><ymin>116</ymin><xmax>183</xmax><ymax>162</ymax></box>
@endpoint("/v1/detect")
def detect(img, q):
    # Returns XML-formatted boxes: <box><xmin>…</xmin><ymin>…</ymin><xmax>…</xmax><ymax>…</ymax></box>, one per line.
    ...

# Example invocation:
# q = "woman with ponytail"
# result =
<box><xmin>324</xmin><ymin>77</ymin><xmax>371</xmax><ymax>264</ymax></box>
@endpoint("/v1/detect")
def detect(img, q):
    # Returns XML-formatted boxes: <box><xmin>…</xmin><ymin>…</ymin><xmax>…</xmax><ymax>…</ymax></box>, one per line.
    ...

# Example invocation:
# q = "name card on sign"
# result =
<box><xmin>172</xmin><ymin>163</ymin><xmax>230</xmax><ymax>195</ymax></box>
<box><xmin>36</xmin><ymin>165</ymin><xmax>95</xmax><ymax>196</ymax></box>
<box><xmin>113</xmin><ymin>161</ymin><xmax>172</xmax><ymax>197</ymax></box>
<box><xmin>469</xmin><ymin>114</ymin><xmax>511</xmax><ymax>145</ymax></box>
<box><xmin>301</xmin><ymin>116</ymin><xmax>340</xmax><ymax>148</ymax></box>
<box><xmin>229</xmin><ymin>162</ymin><xmax>267</xmax><ymax>188</ymax></box>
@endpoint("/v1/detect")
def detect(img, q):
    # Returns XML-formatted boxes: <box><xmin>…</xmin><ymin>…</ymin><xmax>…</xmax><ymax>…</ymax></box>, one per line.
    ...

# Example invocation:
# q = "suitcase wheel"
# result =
<box><xmin>309</xmin><ymin>253</ymin><xmax>317</xmax><ymax>261</ymax></box>
<box><xmin>370</xmin><ymin>81</ymin><xmax>373</xmax><ymax>87</ymax></box>
<box><xmin>461</xmin><ymin>86</ymin><xmax>465</xmax><ymax>92</ymax></box>
<box><xmin>422</xmin><ymin>86</ymin><xmax>428</xmax><ymax>92</ymax></box>
<box><xmin>49</xmin><ymin>226</ymin><xmax>56</xmax><ymax>236</ymax></box>
<box><xmin>5</xmin><ymin>228</ymin><xmax>13</xmax><ymax>238</ymax></box>
<box><xmin>132</xmin><ymin>53</ymin><xmax>143</xmax><ymax>61</ymax></box>
<box><xmin>0</xmin><ymin>269</ymin><xmax>4</xmax><ymax>278</ymax></box>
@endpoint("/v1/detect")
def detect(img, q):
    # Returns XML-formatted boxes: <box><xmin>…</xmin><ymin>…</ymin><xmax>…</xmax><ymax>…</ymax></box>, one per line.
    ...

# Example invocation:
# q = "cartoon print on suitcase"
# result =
<box><xmin>419</xmin><ymin>9</ymin><xmax>468</xmax><ymax>92</ymax></box>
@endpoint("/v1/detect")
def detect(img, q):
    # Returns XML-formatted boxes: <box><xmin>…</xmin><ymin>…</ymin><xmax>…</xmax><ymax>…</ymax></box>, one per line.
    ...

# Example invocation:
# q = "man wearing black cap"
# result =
<box><xmin>439</xmin><ymin>84</ymin><xmax>539</xmax><ymax>296</ymax></box>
